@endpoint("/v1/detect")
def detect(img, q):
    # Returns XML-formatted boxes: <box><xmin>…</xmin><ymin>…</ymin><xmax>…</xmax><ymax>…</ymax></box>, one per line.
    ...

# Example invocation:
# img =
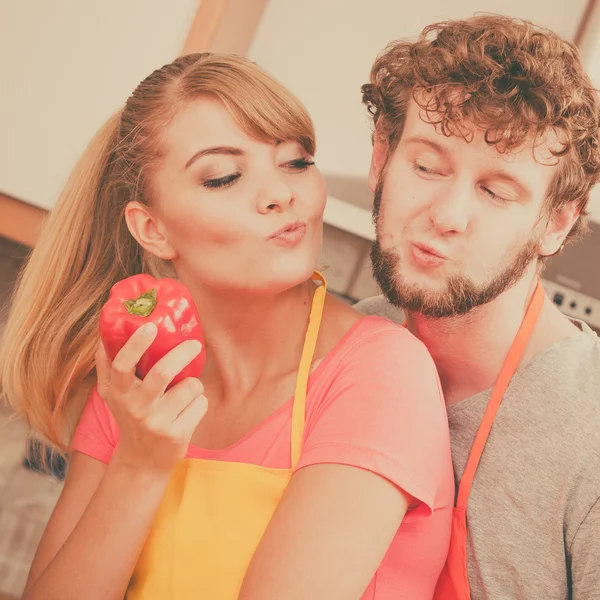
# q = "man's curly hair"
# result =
<box><xmin>362</xmin><ymin>14</ymin><xmax>600</xmax><ymax>241</ymax></box>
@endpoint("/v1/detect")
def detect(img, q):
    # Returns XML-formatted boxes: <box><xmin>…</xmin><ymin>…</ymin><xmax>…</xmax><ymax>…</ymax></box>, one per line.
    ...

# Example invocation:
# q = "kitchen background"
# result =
<box><xmin>1</xmin><ymin>1</ymin><xmax>600</xmax><ymax>597</ymax></box>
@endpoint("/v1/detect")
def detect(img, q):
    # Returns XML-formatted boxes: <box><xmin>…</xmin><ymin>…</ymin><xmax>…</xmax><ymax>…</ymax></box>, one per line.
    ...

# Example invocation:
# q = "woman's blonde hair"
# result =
<box><xmin>0</xmin><ymin>53</ymin><xmax>316</xmax><ymax>453</ymax></box>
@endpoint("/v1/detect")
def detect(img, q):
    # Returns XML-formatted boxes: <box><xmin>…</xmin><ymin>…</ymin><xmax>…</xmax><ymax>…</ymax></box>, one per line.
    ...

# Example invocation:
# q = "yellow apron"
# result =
<box><xmin>127</xmin><ymin>272</ymin><xmax>327</xmax><ymax>599</ymax></box>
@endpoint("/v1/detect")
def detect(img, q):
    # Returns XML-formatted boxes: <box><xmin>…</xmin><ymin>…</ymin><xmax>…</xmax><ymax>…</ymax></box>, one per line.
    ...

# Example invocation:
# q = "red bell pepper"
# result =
<box><xmin>99</xmin><ymin>274</ymin><xmax>205</xmax><ymax>389</ymax></box>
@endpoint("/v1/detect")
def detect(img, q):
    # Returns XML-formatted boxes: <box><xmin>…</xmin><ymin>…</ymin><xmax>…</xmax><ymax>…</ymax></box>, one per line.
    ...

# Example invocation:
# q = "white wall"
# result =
<box><xmin>0</xmin><ymin>0</ymin><xmax>197</xmax><ymax>211</ymax></box>
<box><xmin>2</xmin><ymin>1</ymin><xmax>597</xmax><ymax>221</ymax></box>
<box><xmin>248</xmin><ymin>0</ymin><xmax>596</xmax><ymax>222</ymax></box>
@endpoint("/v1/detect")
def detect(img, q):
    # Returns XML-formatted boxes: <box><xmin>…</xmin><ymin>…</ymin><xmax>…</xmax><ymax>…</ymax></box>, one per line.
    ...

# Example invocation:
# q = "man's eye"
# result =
<box><xmin>413</xmin><ymin>163</ymin><xmax>440</xmax><ymax>176</ymax></box>
<box><xmin>481</xmin><ymin>186</ymin><xmax>508</xmax><ymax>202</ymax></box>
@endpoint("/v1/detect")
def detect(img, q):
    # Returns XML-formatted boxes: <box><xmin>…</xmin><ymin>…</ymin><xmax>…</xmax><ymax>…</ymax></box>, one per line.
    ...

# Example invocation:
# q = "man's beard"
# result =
<box><xmin>371</xmin><ymin>181</ymin><xmax>541</xmax><ymax>319</ymax></box>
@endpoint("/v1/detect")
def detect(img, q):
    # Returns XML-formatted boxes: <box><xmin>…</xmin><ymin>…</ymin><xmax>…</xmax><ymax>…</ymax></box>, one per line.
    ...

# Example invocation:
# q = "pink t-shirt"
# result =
<box><xmin>73</xmin><ymin>316</ymin><xmax>453</xmax><ymax>598</ymax></box>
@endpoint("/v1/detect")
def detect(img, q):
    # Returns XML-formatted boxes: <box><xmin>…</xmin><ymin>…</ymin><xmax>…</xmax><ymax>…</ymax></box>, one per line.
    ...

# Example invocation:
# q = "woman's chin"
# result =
<box><xmin>258</xmin><ymin>259</ymin><xmax>319</xmax><ymax>294</ymax></box>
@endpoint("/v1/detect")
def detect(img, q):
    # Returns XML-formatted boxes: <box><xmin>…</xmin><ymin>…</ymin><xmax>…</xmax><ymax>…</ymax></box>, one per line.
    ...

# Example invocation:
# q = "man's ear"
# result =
<box><xmin>538</xmin><ymin>202</ymin><xmax>581</xmax><ymax>257</ymax></box>
<box><xmin>368</xmin><ymin>134</ymin><xmax>389</xmax><ymax>193</ymax></box>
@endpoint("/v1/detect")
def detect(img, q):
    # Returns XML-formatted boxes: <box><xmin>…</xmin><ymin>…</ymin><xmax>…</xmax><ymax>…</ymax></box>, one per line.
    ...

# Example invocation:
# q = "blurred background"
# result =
<box><xmin>1</xmin><ymin>1</ymin><xmax>599</xmax><ymax>597</ymax></box>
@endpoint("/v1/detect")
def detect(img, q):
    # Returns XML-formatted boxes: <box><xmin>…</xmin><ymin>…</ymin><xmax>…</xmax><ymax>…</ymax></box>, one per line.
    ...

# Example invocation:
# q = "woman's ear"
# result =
<box><xmin>124</xmin><ymin>201</ymin><xmax>178</xmax><ymax>260</ymax></box>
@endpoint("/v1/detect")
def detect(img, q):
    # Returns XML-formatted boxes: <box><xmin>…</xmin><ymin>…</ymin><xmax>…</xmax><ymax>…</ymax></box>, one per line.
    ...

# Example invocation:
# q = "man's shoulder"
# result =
<box><xmin>545</xmin><ymin>323</ymin><xmax>600</xmax><ymax>398</ymax></box>
<box><xmin>506</xmin><ymin>325</ymin><xmax>600</xmax><ymax>460</ymax></box>
<box><xmin>353</xmin><ymin>295</ymin><xmax>406</xmax><ymax>326</ymax></box>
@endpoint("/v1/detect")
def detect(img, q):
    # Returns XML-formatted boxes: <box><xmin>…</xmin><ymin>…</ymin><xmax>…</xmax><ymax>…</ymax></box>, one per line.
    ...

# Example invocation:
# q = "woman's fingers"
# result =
<box><xmin>110</xmin><ymin>323</ymin><xmax>158</xmax><ymax>394</ymax></box>
<box><xmin>150</xmin><ymin>377</ymin><xmax>204</xmax><ymax>423</ymax></box>
<box><xmin>141</xmin><ymin>339</ymin><xmax>203</xmax><ymax>400</ymax></box>
<box><xmin>172</xmin><ymin>394</ymin><xmax>209</xmax><ymax>438</ymax></box>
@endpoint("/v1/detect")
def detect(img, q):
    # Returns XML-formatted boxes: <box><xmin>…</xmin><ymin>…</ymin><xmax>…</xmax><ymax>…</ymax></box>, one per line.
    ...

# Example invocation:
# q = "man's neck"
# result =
<box><xmin>406</xmin><ymin>269</ymin><xmax>580</xmax><ymax>406</ymax></box>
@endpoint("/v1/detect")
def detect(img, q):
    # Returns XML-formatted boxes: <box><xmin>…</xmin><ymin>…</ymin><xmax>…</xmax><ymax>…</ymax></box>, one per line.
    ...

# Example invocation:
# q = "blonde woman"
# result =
<box><xmin>0</xmin><ymin>53</ymin><xmax>453</xmax><ymax>600</ymax></box>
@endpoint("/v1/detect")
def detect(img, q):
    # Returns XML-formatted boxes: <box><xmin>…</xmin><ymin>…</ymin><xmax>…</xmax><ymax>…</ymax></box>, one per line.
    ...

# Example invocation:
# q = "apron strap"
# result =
<box><xmin>456</xmin><ymin>280</ymin><xmax>545</xmax><ymax>509</ymax></box>
<box><xmin>291</xmin><ymin>271</ymin><xmax>328</xmax><ymax>468</ymax></box>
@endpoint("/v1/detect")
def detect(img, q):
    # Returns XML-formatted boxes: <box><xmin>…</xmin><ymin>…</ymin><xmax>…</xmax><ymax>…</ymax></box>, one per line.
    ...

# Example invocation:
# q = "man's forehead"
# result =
<box><xmin>403</xmin><ymin>98</ymin><xmax>564</xmax><ymax>166</ymax></box>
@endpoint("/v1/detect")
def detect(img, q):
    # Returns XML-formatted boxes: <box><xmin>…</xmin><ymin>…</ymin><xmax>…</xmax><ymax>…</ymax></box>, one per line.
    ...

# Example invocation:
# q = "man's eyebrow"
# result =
<box><xmin>404</xmin><ymin>136</ymin><xmax>450</xmax><ymax>156</ymax></box>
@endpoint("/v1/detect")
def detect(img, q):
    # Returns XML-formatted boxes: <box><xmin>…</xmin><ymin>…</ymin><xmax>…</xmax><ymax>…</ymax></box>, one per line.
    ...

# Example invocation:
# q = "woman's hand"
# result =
<box><xmin>95</xmin><ymin>322</ymin><xmax>207</xmax><ymax>474</ymax></box>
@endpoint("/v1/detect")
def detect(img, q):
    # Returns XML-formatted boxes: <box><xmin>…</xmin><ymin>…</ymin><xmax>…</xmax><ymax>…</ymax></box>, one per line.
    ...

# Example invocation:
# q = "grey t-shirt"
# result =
<box><xmin>356</xmin><ymin>295</ymin><xmax>600</xmax><ymax>600</ymax></box>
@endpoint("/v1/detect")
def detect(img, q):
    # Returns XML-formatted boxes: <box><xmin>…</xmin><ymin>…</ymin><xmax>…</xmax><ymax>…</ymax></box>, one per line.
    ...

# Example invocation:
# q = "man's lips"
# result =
<box><xmin>412</xmin><ymin>242</ymin><xmax>448</xmax><ymax>260</ymax></box>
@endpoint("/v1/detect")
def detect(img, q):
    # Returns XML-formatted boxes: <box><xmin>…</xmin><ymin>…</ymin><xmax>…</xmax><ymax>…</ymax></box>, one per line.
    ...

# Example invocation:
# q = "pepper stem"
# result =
<box><xmin>124</xmin><ymin>288</ymin><xmax>157</xmax><ymax>317</ymax></box>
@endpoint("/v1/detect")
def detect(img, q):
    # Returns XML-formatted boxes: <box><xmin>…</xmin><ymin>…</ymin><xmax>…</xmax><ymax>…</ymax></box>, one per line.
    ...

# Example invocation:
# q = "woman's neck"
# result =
<box><xmin>187</xmin><ymin>278</ymin><xmax>316</xmax><ymax>403</ymax></box>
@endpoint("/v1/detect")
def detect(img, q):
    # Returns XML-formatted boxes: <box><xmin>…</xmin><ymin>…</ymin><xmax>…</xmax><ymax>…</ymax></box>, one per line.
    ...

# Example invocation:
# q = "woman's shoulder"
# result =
<box><xmin>336</xmin><ymin>315</ymin><xmax>431</xmax><ymax>363</ymax></box>
<box><xmin>318</xmin><ymin>297</ymin><xmax>433</xmax><ymax>374</ymax></box>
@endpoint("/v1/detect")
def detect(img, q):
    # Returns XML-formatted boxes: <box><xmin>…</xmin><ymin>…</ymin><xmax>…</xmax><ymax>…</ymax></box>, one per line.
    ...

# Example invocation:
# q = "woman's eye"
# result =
<box><xmin>203</xmin><ymin>173</ymin><xmax>241</xmax><ymax>189</ymax></box>
<box><xmin>285</xmin><ymin>158</ymin><xmax>315</xmax><ymax>171</ymax></box>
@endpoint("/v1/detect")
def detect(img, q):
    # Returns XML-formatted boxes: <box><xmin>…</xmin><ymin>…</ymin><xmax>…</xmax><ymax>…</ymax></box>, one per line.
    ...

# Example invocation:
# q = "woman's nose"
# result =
<box><xmin>257</xmin><ymin>177</ymin><xmax>295</xmax><ymax>213</ymax></box>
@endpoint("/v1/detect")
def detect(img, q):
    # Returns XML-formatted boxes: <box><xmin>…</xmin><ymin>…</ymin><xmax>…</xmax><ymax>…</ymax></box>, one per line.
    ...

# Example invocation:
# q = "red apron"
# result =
<box><xmin>434</xmin><ymin>281</ymin><xmax>545</xmax><ymax>599</ymax></box>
